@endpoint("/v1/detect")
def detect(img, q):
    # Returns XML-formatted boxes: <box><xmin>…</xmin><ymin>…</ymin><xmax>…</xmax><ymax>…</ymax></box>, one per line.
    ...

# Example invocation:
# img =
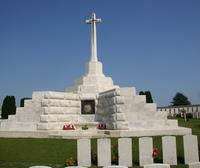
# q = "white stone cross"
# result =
<box><xmin>86</xmin><ymin>13</ymin><xmax>101</xmax><ymax>62</ymax></box>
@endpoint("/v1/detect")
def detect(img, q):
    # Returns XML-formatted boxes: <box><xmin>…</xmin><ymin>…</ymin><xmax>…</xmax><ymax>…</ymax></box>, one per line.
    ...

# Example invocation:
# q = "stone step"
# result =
<box><xmin>0</xmin><ymin>121</ymin><xmax>36</xmax><ymax>131</ymax></box>
<box><xmin>41</xmin><ymin>99</ymin><xmax>80</xmax><ymax>107</ymax></box>
<box><xmin>24</xmin><ymin>100</ymin><xmax>33</xmax><ymax>107</ymax></box>
<box><xmin>144</xmin><ymin>103</ymin><xmax>156</xmax><ymax>110</ymax></box>
<box><xmin>8</xmin><ymin>115</ymin><xmax>16</xmax><ymax>121</ymax></box>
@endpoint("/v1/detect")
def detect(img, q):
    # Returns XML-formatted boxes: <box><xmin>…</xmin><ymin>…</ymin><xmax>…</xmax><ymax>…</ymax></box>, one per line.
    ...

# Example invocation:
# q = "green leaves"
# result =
<box><xmin>1</xmin><ymin>96</ymin><xmax>16</xmax><ymax>119</ymax></box>
<box><xmin>171</xmin><ymin>92</ymin><xmax>191</xmax><ymax>106</ymax></box>
<box><xmin>139</xmin><ymin>90</ymin><xmax>154</xmax><ymax>103</ymax></box>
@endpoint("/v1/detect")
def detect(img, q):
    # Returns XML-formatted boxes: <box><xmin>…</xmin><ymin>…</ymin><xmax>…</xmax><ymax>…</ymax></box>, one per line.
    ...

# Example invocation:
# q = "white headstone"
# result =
<box><xmin>139</xmin><ymin>137</ymin><xmax>153</xmax><ymax>166</ymax></box>
<box><xmin>97</xmin><ymin>138</ymin><xmax>111</xmax><ymax>166</ymax></box>
<box><xmin>77</xmin><ymin>138</ymin><xmax>91</xmax><ymax>167</ymax></box>
<box><xmin>183</xmin><ymin>135</ymin><xmax>199</xmax><ymax>164</ymax></box>
<box><xmin>144</xmin><ymin>164</ymin><xmax>170</xmax><ymax>168</ymax></box>
<box><xmin>118</xmin><ymin>138</ymin><xmax>132</xmax><ymax>167</ymax></box>
<box><xmin>188</xmin><ymin>162</ymin><xmax>200</xmax><ymax>168</ymax></box>
<box><xmin>162</xmin><ymin>136</ymin><xmax>177</xmax><ymax>165</ymax></box>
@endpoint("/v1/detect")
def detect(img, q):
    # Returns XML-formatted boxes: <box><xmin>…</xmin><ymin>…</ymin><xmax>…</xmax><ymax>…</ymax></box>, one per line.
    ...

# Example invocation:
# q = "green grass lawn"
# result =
<box><xmin>170</xmin><ymin>117</ymin><xmax>200</xmax><ymax>144</ymax></box>
<box><xmin>0</xmin><ymin>117</ymin><xmax>199</xmax><ymax>168</ymax></box>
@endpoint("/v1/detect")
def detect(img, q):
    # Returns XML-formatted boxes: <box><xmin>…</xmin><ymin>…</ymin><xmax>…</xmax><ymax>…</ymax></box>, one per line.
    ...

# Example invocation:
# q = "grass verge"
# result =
<box><xmin>0</xmin><ymin>117</ymin><xmax>199</xmax><ymax>168</ymax></box>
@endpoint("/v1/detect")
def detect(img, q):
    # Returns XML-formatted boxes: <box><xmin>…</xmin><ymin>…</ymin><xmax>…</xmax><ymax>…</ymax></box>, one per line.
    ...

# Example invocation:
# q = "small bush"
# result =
<box><xmin>65</xmin><ymin>157</ymin><xmax>77</xmax><ymax>166</ymax></box>
<box><xmin>176</xmin><ymin>114</ymin><xmax>182</xmax><ymax>118</ymax></box>
<box><xmin>1</xmin><ymin>96</ymin><xmax>16</xmax><ymax>119</ymax></box>
<box><xmin>111</xmin><ymin>145</ymin><xmax>118</xmax><ymax>165</ymax></box>
<box><xmin>186</xmin><ymin>113</ymin><xmax>193</xmax><ymax>119</ymax></box>
<box><xmin>91</xmin><ymin>152</ymin><xmax>97</xmax><ymax>165</ymax></box>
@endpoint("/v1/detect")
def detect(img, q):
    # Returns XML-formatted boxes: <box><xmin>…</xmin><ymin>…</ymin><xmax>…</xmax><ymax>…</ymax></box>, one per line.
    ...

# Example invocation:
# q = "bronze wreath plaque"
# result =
<box><xmin>81</xmin><ymin>100</ymin><xmax>95</xmax><ymax>114</ymax></box>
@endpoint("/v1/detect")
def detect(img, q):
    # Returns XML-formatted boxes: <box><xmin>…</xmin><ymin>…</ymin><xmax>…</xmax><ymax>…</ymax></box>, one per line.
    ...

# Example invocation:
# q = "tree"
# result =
<box><xmin>171</xmin><ymin>92</ymin><xmax>191</xmax><ymax>106</ymax></box>
<box><xmin>1</xmin><ymin>96</ymin><xmax>16</xmax><ymax>119</ymax></box>
<box><xmin>139</xmin><ymin>91</ymin><xmax>154</xmax><ymax>103</ymax></box>
<box><xmin>145</xmin><ymin>91</ymin><xmax>154</xmax><ymax>103</ymax></box>
<box><xmin>139</xmin><ymin>91</ymin><xmax>145</xmax><ymax>95</ymax></box>
<box><xmin>20</xmin><ymin>98</ymin><xmax>31</xmax><ymax>107</ymax></box>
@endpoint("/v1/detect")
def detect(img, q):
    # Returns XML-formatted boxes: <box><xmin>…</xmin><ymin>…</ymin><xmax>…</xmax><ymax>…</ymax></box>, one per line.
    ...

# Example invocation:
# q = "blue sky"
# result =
<box><xmin>0</xmin><ymin>0</ymin><xmax>200</xmax><ymax>107</ymax></box>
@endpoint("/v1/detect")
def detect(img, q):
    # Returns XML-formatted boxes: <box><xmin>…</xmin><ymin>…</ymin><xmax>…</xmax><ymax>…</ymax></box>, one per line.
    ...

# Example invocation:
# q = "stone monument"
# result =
<box><xmin>0</xmin><ymin>13</ymin><xmax>191</xmax><ymax>138</ymax></box>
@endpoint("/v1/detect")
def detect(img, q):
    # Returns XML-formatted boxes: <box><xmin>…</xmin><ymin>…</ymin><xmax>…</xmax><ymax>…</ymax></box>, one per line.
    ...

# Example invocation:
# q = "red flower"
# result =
<box><xmin>152</xmin><ymin>147</ymin><xmax>159</xmax><ymax>157</ymax></box>
<box><xmin>153</xmin><ymin>151</ymin><xmax>157</xmax><ymax>157</ymax></box>
<box><xmin>63</xmin><ymin>124</ymin><xmax>76</xmax><ymax>130</ymax></box>
<box><xmin>98</xmin><ymin>124</ymin><xmax>106</xmax><ymax>130</ymax></box>
<box><xmin>153</xmin><ymin>148</ymin><xmax>158</xmax><ymax>151</ymax></box>
<box><xmin>111</xmin><ymin>145</ymin><xmax>116</xmax><ymax>149</ymax></box>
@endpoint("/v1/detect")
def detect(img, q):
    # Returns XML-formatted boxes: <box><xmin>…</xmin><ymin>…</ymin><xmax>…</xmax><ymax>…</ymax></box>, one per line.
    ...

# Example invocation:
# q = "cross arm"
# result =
<box><xmin>85</xmin><ymin>18</ymin><xmax>102</xmax><ymax>24</ymax></box>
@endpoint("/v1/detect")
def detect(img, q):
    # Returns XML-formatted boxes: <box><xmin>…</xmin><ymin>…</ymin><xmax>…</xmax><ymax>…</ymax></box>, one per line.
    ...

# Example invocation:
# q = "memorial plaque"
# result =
<box><xmin>81</xmin><ymin>100</ymin><xmax>95</xmax><ymax>114</ymax></box>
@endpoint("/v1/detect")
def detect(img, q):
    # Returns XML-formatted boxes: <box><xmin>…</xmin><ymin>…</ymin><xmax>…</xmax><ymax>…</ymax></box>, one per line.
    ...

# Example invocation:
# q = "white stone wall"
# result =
<box><xmin>37</xmin><ymin>91</ymin><xmax>94</xmax><ymax>130</ymax></box>
<box><xmin>0</xmin><ymin>92</ymin><xmax>45</xmax><ymax>131</ymax></box>
<box><xmin>96</xmin><ymin>87</ymin><xmax>176</xmax><ymax>130</ymax></box>
<box><xmin>96</xmin><ymin>88</ymin><xmax>129</xmax><ymax>130</ymax></box>
<box><xmin>36</xmin><ymin>91</ymin><xmax>101</xmax><ymax>130</ymax></box>
<box><xmin>65</xmin><ymin>61</ymin><xmax>119</xmax><ymax>94</ymax></box>
<box><xmin>158</xmin><ymin>105</ymin><xmax>200</xmax><ymax>119</ymax></box>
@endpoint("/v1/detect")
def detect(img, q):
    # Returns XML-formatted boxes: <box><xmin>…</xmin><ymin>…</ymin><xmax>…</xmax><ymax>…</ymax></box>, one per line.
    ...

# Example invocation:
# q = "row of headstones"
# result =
<box><xmin>29</xmin><ymin>163</ymin><xmax>200</xmax><ymax>168</ymax></box>
<box><xmin>77</xmin><ymin>135</ymin><xmax>199</xmax><ymax>167</ymax></box>
<box><xmin>29</xmin><ymin>165</ymin><xmax>171</xmax><ymax>168</ymax></box>
<box><xmin>28</xmin><ymin>135</ymin><xmax>199</xmax><ymax>168</ymax></box>
<box><xmin>29</xmin><ymin>165</ymin><xmax>173</xmax><ymax>168</ymax></box>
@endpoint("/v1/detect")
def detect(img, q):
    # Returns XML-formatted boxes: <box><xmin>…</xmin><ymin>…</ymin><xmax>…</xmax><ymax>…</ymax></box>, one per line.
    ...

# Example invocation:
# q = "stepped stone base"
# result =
<box><xmin>0</xmin><ymin>127</ymin><xmax>191</xmax><ymax>139</ymax></box>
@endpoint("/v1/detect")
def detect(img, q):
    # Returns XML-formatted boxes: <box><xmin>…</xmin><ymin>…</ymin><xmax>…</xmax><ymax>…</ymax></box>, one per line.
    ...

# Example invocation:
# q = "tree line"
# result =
<box><xmin>139</xmin><ymin>91</ymin><xmax>191</xmax><ymax>106</ymax></box>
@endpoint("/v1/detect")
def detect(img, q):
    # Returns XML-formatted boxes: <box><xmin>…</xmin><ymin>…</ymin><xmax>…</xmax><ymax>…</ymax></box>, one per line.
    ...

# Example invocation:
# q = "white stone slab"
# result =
<box><xmin>162</xmin><ymin>136</ymin><xmax>177</xmax><ymax>165</ymax></box>
<box><xmin>64</xmin><ymin>167</ymin><xmax>87</xmax><ymax>168</ymax></box>
<box><xmin>103</xmin><ymin>166</ymin><xmax>128</xmax><ymax>168</ymax></box>
<box><xmin>77</xmin><ymin>138</ymin><xmax>91</xmax><ymax>167</ymax></box>
<box><xmin>42</xmin><ymin>99</ymin><xmax>80</xmax><ymax>107</ymax></box>
<box><xmin>97</xmin><ymin>138</ymin><xmax>111</xmax><ymax>166</ymax></box>
<box><xmin>139</xmin><ymin>137</ymin><xmax>153</xmax><ymax>166</ymax></box>
<box><xmin>144</xmin><ymin>164</ymin><xmax>170</xmax><ymax>168</ymax></box>
<box><xmin>183</xmin><ymin>135</ymin><xmax>199</xmax><ymax>164</ymax></box>
<box><xmin>188</xmin><ymin>162</ymin><xmax>200</xmax><ymax>168</ymax></box>
<box><xmin>118</xmin><ymin>138</ymin><xmax>132</xmax><ymax>167</ymax></box>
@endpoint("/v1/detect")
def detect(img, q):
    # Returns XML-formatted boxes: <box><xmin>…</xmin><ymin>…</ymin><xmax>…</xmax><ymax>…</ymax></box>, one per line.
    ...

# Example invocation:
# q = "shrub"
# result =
<box><xmin>1</xmin><ymin>96</ymin><xmax>16</xmax><ymax>119</ymax></box>
<box><xmin>176</xmin><ymin>114</ymin><xmax>182</xmax><ymax>118</ymax></box>
<box><xmin>91</xmin><ymin>152</ymin><xmax>97</xmax><ymax>165</ymax></box>
<box><xmin>186</xmin><ymin>113</ymin><xmax>193</xmax><ymax>119</ymax></box>
<box><xmin>111</xmin><ymin>145</ymin><xmax>118</xmax><ymax>165</ymax></box>
<box><xmin>65</xmin><ymin>157</ymin><xmax>76</xmax><ymax>166</ymax></box>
